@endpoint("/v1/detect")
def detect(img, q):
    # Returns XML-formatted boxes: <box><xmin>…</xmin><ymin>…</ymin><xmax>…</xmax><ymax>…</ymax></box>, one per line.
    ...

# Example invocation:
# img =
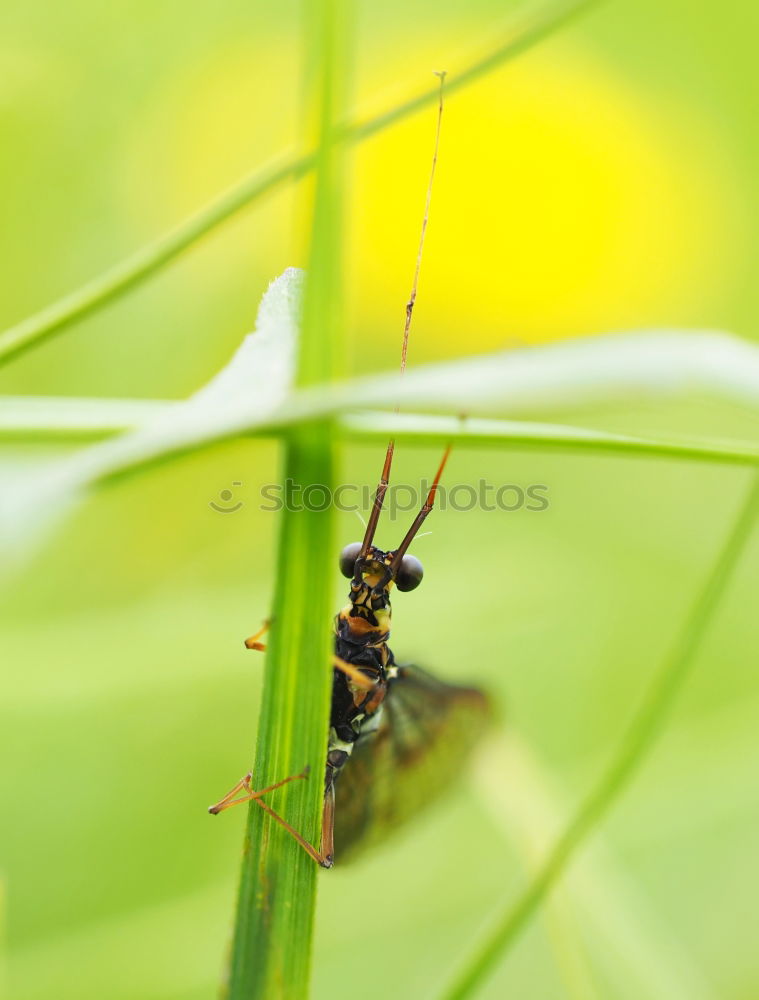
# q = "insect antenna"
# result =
<box><xmin>359</xmin><ymin>71</ymin><xmax>447</xmax><ymax>560</ymax></box>
<box><xmin>390</xmin><ymin>444</ymin><xmax>451</xmax><ymax>573</ymax></box>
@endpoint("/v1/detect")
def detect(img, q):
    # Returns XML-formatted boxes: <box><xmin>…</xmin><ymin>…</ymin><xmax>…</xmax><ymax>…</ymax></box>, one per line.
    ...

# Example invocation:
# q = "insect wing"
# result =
<box><xmin>333</xmin><ymin>664</ymin><xmax>491</xmax><ymax>861</ymax></box>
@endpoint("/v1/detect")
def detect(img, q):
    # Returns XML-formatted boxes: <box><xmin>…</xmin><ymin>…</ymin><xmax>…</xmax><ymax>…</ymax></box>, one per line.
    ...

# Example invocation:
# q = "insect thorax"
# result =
<box><xmin>343</xmin><ymin>549</ymin><xmax>395</xmax><ymax>633</ymax></box>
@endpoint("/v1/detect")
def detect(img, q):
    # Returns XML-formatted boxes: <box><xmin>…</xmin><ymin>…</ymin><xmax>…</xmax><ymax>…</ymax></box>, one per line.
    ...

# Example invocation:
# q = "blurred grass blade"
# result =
<box><xmin>346</xmin><ymin>0</ymin><xmax>598</xmax><ymax>145</ymax></box>
<box><xmin>2</xmin><ymin>329</ymin><xmax>759</xmax><ymax>570</ymax></box>
<box><xmin>475</xmin><ymin>732</ymin><xmax>716</xmax><ymax>1000</ymax></box>
<box><xmin>476</xmin><ymin>740</ymin><xmax>600</xmax><ymax>1000</ymax></box>
<box><xmin>2</xmin><ymin>327</ymin><xmax>757</xmax><ymax>496</ymax></box>
<box><xmin>0</xmin><ymin>268</ymin><xmax>303</xmax><ymax>570</ymax></box>
<box><xmin>0</xmin><ymin>0</ymin><xmax>596</xmax><ymax>368</ymax></box>
<box><xmin>2</xmin><ymin>401</ymin><xmax>758</xmax><ymax>466</ymax></box>
<box><xmin>344</xmin><ymin>329</ymin><xmax>759</xmax><ymax>414</ymax></box>
<box><xmin>439</xmin><ymin>471</ymin><xmax>759</xmax><ymax>1000</ymax></box>
<box><xmin>0</xmin><ymin>396</ymin><xmax>173</xmax><ymax>440</ymax></box>
<box><xmin>341</xmin><ymin>412</ymin><xmax>759</xmax><ymax>467</ymax></box>
<box><xmin>223</xmin><ymin>3</ymin><xmax>349</xmax><ymax>998</ymax></box>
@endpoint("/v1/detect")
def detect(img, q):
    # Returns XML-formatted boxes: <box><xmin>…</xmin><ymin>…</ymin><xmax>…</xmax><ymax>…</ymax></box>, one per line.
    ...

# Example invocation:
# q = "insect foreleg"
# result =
<box><xmin>333</xmin><ymin>655</ymin><xmax>379</xmax><ymax>692</ymax></box>
<box><xmin>244</xmin><ymin>619</ymin><xmax>270</xmax><ymax>652</ymax></box>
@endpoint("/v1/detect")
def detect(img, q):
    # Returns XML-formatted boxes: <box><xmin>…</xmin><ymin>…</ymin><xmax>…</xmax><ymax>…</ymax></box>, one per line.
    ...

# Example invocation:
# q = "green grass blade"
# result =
<box><xmin>0</xmin><ymin>0</ymin><xmax>596</xmax><ymax>368</ymax></box>
<box><xmin>223</xmin><ymin>4</ymin><xmax>348</xmax><ymax>998</ymax></box>
<box><xmin>0</xmin><ymin>268</ymin><xmax>303</xmax><ymax>570</ymax></box>
<box><xmin>3</xmin><ymin>399</ymin><xmax>758</xmax><ymax>468</ymax></box>
<box><xmin>475</xmin><ymin>732</ymin><xmax>715</xmax><ymax>1000</ymax></box>
<box><xmin>340</xmin><ymin>412</ymin><xmax>759</xmax><ymax>467</ymax></box>
<box><xmin>0</xmin><ymin>154</ymin><xmax>302</xmax><ymax>368</ymax></box>
<box><xmin>439</xmin><ymin>470</ymin><xmax>759</xmax><ymax>1000</ymax></box>
<box><xmin>0</xmin><ymin>396</ymin><xmax>173</xmax><ymax>440</ymax></box>
<box><xmin>3</xmin><ymin>331</ymin><xmax>759</xmax><ymax>566</ymax></box>
<box><xmin>225</xmin><ymin>436</ymin><xmax>334</xmax><ymax>1000</ymax></box>
<box><xmin>345</xmin><ymin>0</ymin><xmax>599</xmax><ymax>146</ymax></box>
<box><xmin>9</xmin><ymin>328</ymin><xmax>758</xmax><ymax>481</ymax></box>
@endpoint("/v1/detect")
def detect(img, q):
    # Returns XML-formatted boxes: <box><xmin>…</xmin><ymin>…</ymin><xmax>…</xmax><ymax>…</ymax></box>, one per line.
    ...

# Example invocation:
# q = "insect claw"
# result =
<box><xmin>299</xmin><ymin>765</ymin><xmax>311</xmax><ymax>779</ymax></box>
<box><xmin>244</xmin><ymin>619</ymin><xmax>270</xmax><ymax>650</ymax></box>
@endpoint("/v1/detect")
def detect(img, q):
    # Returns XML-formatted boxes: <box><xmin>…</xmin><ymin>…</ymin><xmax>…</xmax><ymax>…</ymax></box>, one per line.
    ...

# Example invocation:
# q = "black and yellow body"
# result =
<box><xmin>323</xmin><ymin>547</ymin><xmax>397</xmax><ymax>866</ymax></box>
<box><xmin>318</xmin><ymin>544</ymin><xmax>490</xmax><ymax>868</ymax></box>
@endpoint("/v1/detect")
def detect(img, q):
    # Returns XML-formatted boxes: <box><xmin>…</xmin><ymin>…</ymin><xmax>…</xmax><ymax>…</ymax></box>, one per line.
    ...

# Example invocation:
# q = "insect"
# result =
<box><xmin>209</xmin><ymin>73</ymin><xmax>490</xmax><ymax>867</ymax></box>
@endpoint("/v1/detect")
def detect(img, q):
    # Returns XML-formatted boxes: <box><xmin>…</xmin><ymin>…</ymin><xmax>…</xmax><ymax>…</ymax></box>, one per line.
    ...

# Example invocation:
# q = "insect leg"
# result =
<box><xmin>333</xmin><ymin>655</ymin><xmax>377</xmax><ymax>691</ymax></box>
<box><xmin>209</xmin><ymin>766</ymin><xmax>335</xmax><ymax>868</ymax></box>
<box><xmin>207</xmin><ymin>767</ymin><xmax>308</xmax><ymax>814</ymax></box>
<box><xmin>320</xmin><ymin>770</ymin><xmax>336</xmax><ymax>869</ymax></box>
<box><xmin>249</xmin><ymin>790</ymin><xmax>333</xmax><ymax>868</ymax></box>
<box><xmin>207</xmin><ymin>771</ymin><xmax>254</xmax><ymax>812</ymax></box>
<box><xmin>244</xmin><ymin>619</ymin><xmax>270</xmax><ymax>651</ymax></box>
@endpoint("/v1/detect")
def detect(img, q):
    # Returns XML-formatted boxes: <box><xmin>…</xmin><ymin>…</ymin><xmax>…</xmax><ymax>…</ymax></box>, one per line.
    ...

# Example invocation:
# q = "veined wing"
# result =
<box><xmin>333</xmin><ymin>664</ymin><xmax>491</xmax><ymax>862</ymax></box>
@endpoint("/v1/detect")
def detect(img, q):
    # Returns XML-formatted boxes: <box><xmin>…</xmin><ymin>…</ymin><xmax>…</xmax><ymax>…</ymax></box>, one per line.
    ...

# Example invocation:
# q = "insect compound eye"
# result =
<box><xmin>395</xmin><ymin>553</ymin><xmax>424</xmax><ymax>592</ymax></box>
<box><xmin>339</xmin><ymin>541</ymin><xmax>363</xmax><ymax>579</ymax></box>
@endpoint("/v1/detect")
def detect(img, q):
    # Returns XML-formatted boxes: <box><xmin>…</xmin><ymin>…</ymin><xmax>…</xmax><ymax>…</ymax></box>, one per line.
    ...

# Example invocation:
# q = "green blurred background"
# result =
<box><xmin>2</xmin><ymin>1</ymin><xmax>758</xmax><ymax>998</ymax></box>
